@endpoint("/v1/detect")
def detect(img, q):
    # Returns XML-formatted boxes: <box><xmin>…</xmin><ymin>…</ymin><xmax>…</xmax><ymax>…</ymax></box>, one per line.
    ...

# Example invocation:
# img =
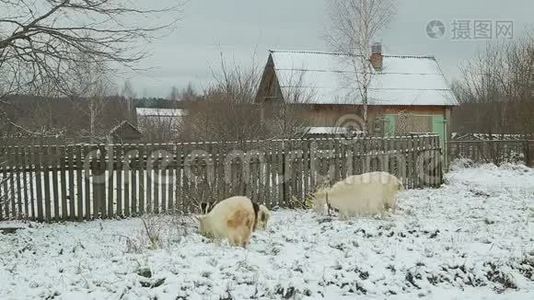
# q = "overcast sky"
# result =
<box><xmin>127</xmin><ymin>0</ymin><xmax>534</xmax><ymax>98</ymax></box>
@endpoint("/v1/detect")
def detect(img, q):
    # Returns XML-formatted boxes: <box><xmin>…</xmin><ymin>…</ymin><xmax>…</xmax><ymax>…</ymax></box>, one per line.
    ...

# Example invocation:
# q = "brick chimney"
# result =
<box><xmin>370</xmin><ymin>42</ymin><xmax>383</xmax><ymax>71</ymax></box>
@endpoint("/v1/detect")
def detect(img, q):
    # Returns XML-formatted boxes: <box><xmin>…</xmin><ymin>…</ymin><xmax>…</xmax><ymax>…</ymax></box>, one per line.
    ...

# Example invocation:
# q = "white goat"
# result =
<box><xmin>313</xmin><ymin>172</ymin><xmax>403</xmax><ymax>218</ymax></box>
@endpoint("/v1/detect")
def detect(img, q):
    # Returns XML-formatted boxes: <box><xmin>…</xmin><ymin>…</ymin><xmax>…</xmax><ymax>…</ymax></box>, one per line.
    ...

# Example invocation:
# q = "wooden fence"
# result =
<box><xmin>0</xmin><ymin>135</ymin><xmax>442</xmax><ymax>222</ymax></box>
<box><xmin>448</xmin><ymin>139</ymin><xmax>534</xmax><ymax>166</ymax></box>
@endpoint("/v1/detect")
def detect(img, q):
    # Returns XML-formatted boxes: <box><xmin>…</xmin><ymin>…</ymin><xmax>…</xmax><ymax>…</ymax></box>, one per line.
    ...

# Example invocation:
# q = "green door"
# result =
<box><xmin>432</xmin><ymin>115</ymin><xmax>447</xmax><ymax>162</ymax></box>
<box><xmin>384</xmin><ymin>114</ymin><xmax>396</xmax><ymax>137</ymax></box>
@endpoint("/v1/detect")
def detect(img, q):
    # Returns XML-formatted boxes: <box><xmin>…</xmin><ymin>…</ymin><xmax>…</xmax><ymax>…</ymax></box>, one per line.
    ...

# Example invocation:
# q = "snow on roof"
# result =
<box><xmin>269</xmin><ymin>50</ymin><xmax>459</xmax><ymax>106</ymax></box>
<box><xmin>136</xmin><ymin>107</ymin><xmax>187</xmax><ymax>117</ymax></box>
<box><xmin>109</xmin><ymin>120</ymin><xmax>140</xmax><ymax>134</ymax></box>
<box><xmin>304</xmin><ymin>127</ymin><xmax>365</xmax><ymax>135</ymax></box>
<box><xmin>305</xmin><ymin>127</ymin><xmax>348</xmax><ymax>135</ymax></box>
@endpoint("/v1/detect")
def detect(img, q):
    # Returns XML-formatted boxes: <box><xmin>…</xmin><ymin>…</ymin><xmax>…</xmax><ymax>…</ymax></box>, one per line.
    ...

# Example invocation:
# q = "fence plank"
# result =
<box><xmin>60</xmin><ymin>146</ymin><xmax>68</xmax><ymax>219</ymax></box>
<box><xmin>0</xmin><ymin>145</ymin><xmax>4</xmax><ymax>221</ymax></box>
<box><xmin>407</xmin><ymin>137</ymin><xmax>414</xmax><ymax>189</ymax></box>
<box><xmin>161</xmin><ymin>149</ymin><xmax>167</xmax><ymax>213</ymax></box>
<box><xmin>22</xmin><ymin>147</ymin><xmax>30</xmax><ymax>218</ymax></box>
<box><xmin>7</xmin><ymin>147</ymin><xmax>15</xmax><ymax>219</ymax></box>
<box><xmin>4</xmin><ymin>146</ymin><xmax>11</xmax><ymax>219</ymax></box>
<box><xmin>67</xmin><ymin>146</ymin><xmax>75</xmax><ymax>219</ymax></box>
<box><xmin>1</xmin><ymin>146</ymin><xmax>8</xmax><ymax>220</ymax></box>
<box><xmin>146</xmin><ymin>146</ymin><xmax>153</xmax><ymax>214</ymax></box>
<box><xmin>52</xmin><ymin>145</ymin><xmax>60</xmax><ymax>220</ymax></box>
<box><xmin>43</xmin><ymin>146</ymin><xmax>52</xmax><ymax>222</ymax></box>
<box><xmin>153</xmin><ymin>148</ymin><xmax>160</xmax><ymax>214</ymax></box>
<box><xmin>131</xmin><ymin>147</ymin><xmax>138</xmax><ymax>216</ymax></box>
<box><xmin>175</xmin><ymin>145</ymin><xmax>183</xmax><ymax>213</ymax></box>
<box><xmin>123</xmin><ymin>146</ymin><xmax>131</xmax><ymax>217</ymax></box>
<box><xmin>83</xmin><ymin>146</ymin><xmax>91</xmax><ymax>220</ymax></box>
<box><xmin>3</xmin><ymin>146</ymin><xmax>10</xmax><ymax>219</ymax></box>
<box><xmin>106</xmin><ymin>145</ymin><xmax>114</xmax><ymax>218</ymax></box>
<box><xmin>168</xmin><ymin>147</ymin><xmax>175</xmax><ymax>213</ymax></box>
<box><xmin>76</xmin><ymin>145</ymin><xmax>83</xmax><ymax>221</ymax></box>
<box><xmin>438</xmin><ymin>137</ymin><xmax>444</xmax><ymax>187</ymax></box>
<box><xmin>138</xmin><ymin>145</ymin><xmax>145</xmax><ymax>215</ymax></box>
<box><xmin>437</xmin><ymin>136</ymin><xmax>444</xmax><ymax>186</ymax></box>
<box><xmin>35</xmin><ymin>146</ymin><xmax>44</xmax><ymax>221</ymax></box>
<box><xmin>15</xmin><ymin>147</ymin><xmax>23</xmax><ymax>219</ymax></box>
<box><xmin>116</xmin><ymin>147</ymin><xmax>123</xmax><ymax>217</ymax></box>
<box><xmin>264</xmin><ymin>143</ymin><xmax>272</xmax><ymax>208</ymax></box>
<box><xmin>413</xmin><ymin>137</ymin><xmax>420</xmax><ymax>189</ymax></box>
<box><xmin>27</xmin><ymin>146</ymin><xmax>35</xmax><ymax>219</ymax></box>
<box><xmin>92</xmin><ymin>145</ymin><xmax>105</xmax><ymax>219</ymax></box>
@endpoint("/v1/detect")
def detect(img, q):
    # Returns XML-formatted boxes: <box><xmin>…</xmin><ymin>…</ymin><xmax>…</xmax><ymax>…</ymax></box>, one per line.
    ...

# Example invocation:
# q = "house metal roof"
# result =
<box><xmin>269</xmin><ymin>50</ymin><xmax>459</xmax><ymax>106</ymax></box>
<box><xmin>136</xmin><ymin>107</ymin><xmax>187</xmax><ymax>117</ymax></box>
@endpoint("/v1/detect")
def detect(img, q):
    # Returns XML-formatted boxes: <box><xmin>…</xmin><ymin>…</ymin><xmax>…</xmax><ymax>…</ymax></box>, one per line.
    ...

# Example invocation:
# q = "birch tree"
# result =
<box><xmin>327</xmin><ymin>0</ymin><xmax>396</xmax><ymax>128</ymax></box>
<box><xmin>69</xmin><ymin>56</ymin><xmax>114</xmax><ymax>142</ymax></box>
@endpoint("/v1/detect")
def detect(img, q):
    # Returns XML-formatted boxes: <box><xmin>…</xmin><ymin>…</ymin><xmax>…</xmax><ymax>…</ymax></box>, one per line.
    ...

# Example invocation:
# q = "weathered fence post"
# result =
<box><xmin>0</xmin><ymin>145</ymin><xmax>6</xmax><ymax>221</ymax></box>
<box><xmin>67</xmin><ymin>146</ymin><xmax>75</xmax><ymax>219</ymax></box>
<box><xmin>75</xmin><ymin>145</ymin><xmax>83</xmax><ymax>221</ymax></box>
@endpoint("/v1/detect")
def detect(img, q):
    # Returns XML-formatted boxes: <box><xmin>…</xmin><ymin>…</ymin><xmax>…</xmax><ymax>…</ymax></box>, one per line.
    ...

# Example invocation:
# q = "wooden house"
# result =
<box><xmin>256</xmin><ymin>45</ymin><xmax>459</xmax><ymax>149</ymax></box>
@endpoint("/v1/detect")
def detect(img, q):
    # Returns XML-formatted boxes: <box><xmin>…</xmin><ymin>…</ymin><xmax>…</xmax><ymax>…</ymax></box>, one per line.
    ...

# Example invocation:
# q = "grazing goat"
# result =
<box><xmin>313</xmin><ymin>172</ymin><xmax>403</xmax><ymax>218</ymax></box>
<box><xmin>198</xmin><ymin>196</ymin><xmax>271</xmax><ymax>247</ymax></box>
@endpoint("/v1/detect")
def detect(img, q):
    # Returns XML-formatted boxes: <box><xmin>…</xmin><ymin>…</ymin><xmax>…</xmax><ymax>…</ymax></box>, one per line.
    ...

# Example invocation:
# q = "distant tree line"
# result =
<box><xmin>1</xmin><ymin>94</ymin><xmax>131</xmax><ymax>141</ymax></box>
<box><xmin>452</xmin><ymin>32</ymin><xmax>534</xmax><ymax>135</ymax></box>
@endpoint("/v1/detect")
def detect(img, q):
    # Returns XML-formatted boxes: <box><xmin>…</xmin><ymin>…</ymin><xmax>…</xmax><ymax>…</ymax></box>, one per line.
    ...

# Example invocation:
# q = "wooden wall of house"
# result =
<box><xmin>298</xmin><ymin>104</ymin><xmax>449</xmax><ymax>126</ymax></box>
<box><xmin>256</xmin><ymin>55</ymin><xmax>284</xmax><ymax>103</ymax></box>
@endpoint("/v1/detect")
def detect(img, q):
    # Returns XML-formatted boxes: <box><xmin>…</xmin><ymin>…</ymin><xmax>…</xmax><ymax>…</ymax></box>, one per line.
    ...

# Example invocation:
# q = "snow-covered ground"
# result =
<box><xmin>1</xmin><ymin>162</ymin><xmax>534</xmax><ymax>299</ymax></box>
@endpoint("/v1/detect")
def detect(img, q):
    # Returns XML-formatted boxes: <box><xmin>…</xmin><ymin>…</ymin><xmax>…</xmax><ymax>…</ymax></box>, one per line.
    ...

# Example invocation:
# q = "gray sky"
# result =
<box><xmin>128</xmin><ymin>0</ymin><xmax>534</xmax><ymax>98</ymax></box>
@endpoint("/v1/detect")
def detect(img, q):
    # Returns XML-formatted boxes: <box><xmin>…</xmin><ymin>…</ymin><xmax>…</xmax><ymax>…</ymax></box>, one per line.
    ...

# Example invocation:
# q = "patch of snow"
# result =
<box><xmin>1</xmin><ymin>164</ymin><xmax>533</xmax><ymax>299</ymax></box>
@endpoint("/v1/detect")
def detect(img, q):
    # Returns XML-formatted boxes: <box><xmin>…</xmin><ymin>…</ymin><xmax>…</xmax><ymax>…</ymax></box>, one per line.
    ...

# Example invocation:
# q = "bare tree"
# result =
<box><xmin>327</xmin><ymin>0</ymin><xmax>396</xmax><ymax>126</ymax></box>
<box><xmin>69</xmin><ymin>54</ymin><xmax>115</xmax><ymax>142</ymax></box>
<box><xmin>0</xmin><ymin>0</ymin><xmax>182</xmax><ymax>101</ymax></box>
<box><xmin>168</xmin><ymin>85</ymin><xmax>199</xmax><ymax>102</ymax></box>
<box><xmin>120</xmin><ymin>80</ymin><xmax>137</xmax><ymax>121</ymax></box>
<box><xmin>169</xmin><ymin>86</ymin><xmax>180</xmax><ymax>101</ymax></box>
<box><xmin>180</xmin><ymin>83</ymin><xmax>198</xmax><ymax>102</ymax></box>
<box><xmin>179</xmin><ymin>55</ymin><xmax>264</xmax><ymax>142</ymax></box>
<box><xmin>121</xmin><ymin>80</ymin><xmax>137</xmax><ymax>99</ymax></box>
<box><xmin>453</xmin><ymin>35</ymin><xmax>534</xmax><ymax>135</ymax></box>
<box><xmin>454</xmin><ymin>43</ymin><xmax>506</xmax><ymax>133</ymax></box>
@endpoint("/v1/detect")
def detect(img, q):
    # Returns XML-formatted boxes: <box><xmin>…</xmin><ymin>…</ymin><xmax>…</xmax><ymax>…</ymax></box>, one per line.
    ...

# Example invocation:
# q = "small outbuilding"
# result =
<box><xmin>108</xmin><ymin>120</ymin><xmax>142</xmax><ymax>143</ymax></box>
